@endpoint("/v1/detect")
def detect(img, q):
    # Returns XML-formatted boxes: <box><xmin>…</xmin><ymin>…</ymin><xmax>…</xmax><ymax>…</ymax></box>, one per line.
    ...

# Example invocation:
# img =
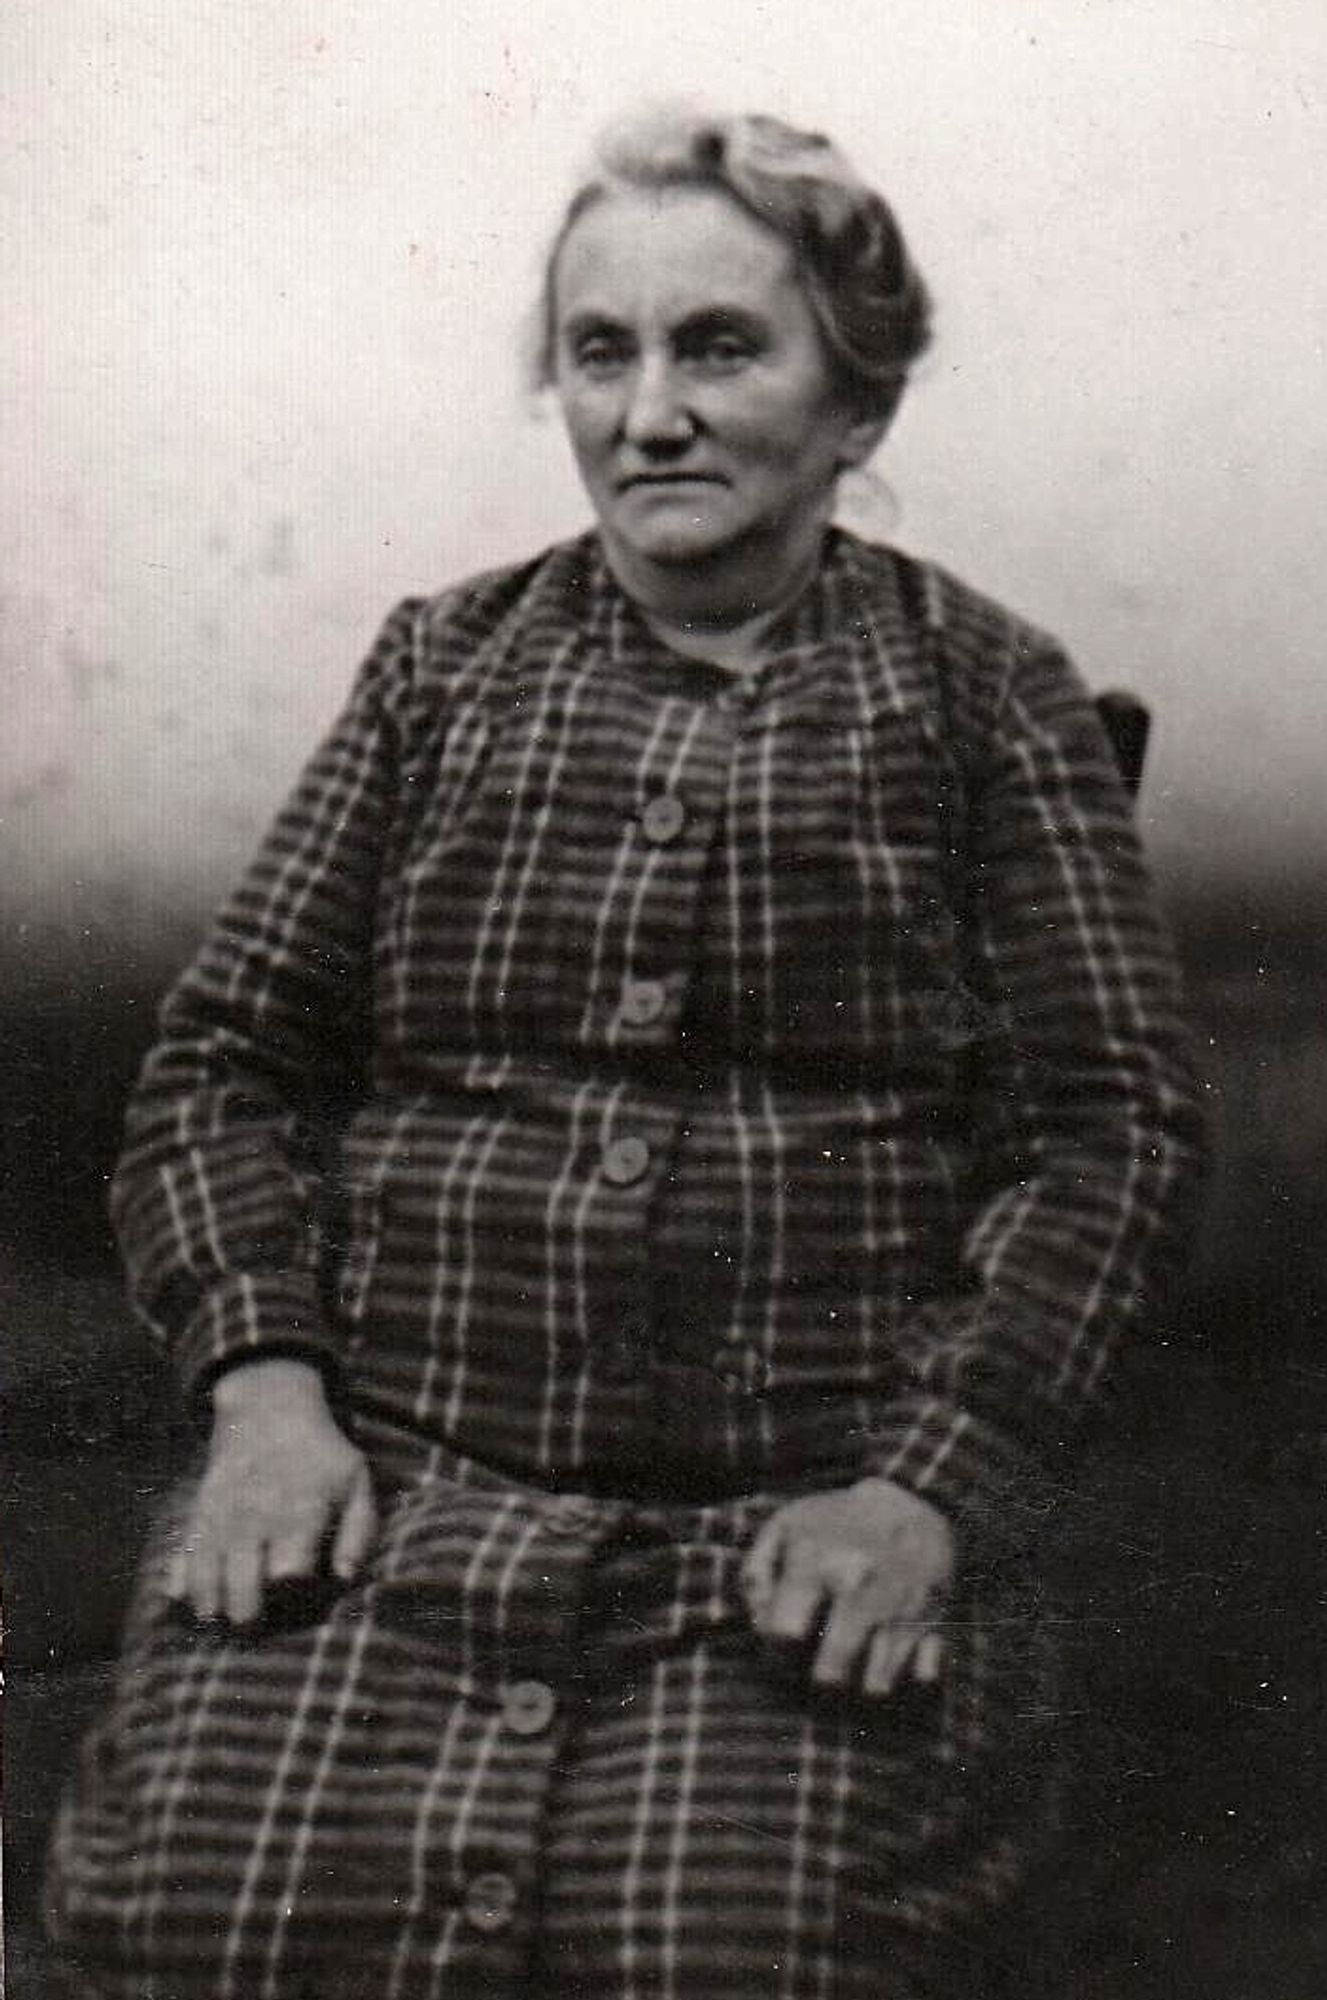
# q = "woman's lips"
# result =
<box><xmin>618</xmin><ymin>472</ymin><xmax>726</xmax><ymax>491</ymax></box>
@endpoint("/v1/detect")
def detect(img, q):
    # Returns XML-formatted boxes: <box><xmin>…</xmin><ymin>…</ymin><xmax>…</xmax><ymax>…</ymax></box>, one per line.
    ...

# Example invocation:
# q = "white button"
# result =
<box><xmin>602</xmin><ymin>1135</ymin><xmax>650</xmax><ymax>1185</ymax></box>
<box><xmin>641</xmin><ymin>794</ymin><xmax>686</xmax><ymax>844</ymax></box>
<box><xmin>502</xmin><ymin>1679</ymin><xmax>557</xmax><ymax>1737</ymax></box>
<box><xmin>464</xmin><ymin>1870</ymin><xmax>517</xmax><ymax>1932</ymax></box>
<box><xmin>714</xmin><ymin>1351</ymin><xmax>769</xmax><ymax>1390</ymax></box>
<box><xmin>619</xmin><ymin>978</ymin><xmax>667</xmax><ymax>1028</ymax></box>
<box><xmin>544</xmin><ymin>1494</ymin><xmax>599</xmax><ymax>1536</ymax></box>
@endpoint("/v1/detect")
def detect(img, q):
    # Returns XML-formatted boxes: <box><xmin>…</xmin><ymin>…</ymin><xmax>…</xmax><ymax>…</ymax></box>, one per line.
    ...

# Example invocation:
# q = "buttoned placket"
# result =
<box><xmin>432</xmin><ymin>1490</ymin><xmax>624</xmax><ymax>1982</ymax></box>
<box><xmin>574</xmin><ymin>675</ymin><xmax>748</xmax><ymax>1402</ymax></box>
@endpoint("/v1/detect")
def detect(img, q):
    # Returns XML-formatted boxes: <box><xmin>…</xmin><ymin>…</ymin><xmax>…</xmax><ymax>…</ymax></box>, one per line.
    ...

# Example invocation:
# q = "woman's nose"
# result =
<box><xmin>621</xmin><ymin>359</ymin><xmax>695</xmax><ymax>448</ymax></box>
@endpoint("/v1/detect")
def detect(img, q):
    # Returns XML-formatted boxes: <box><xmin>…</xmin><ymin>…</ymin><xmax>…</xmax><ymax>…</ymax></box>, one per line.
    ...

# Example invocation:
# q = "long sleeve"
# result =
<box><xmin>108</xmin><ymin>533</ymin><xmax>1208</xmax><ymax>1495</ymax></box>
<box><xmin>109</xmin><ymin>600</ymin><xmax>422</xmax><ymax>1402</ymax></box>
<box><xmin>861</xmin><ymin>626</ymin><xmax>1208</xmax><ymax>1535</ymax></box>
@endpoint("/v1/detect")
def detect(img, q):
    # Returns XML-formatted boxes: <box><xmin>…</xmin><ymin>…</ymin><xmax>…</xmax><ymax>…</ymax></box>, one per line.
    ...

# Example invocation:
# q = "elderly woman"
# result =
<box><xmin>49</xmin><ymin>110</ymin><xmax>1205</xmax><ymax>1998</ymax></box>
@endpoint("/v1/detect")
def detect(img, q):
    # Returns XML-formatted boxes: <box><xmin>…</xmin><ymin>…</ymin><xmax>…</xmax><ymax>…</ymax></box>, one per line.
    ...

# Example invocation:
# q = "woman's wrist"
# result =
<box><xmin>210</xmin><ymin>1354</ymin><xmax>331</xmax><ymax>1417</ymax></box>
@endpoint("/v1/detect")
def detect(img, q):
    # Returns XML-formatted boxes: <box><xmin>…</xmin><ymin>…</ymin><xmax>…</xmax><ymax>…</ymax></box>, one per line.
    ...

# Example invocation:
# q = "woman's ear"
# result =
<box><xmin>836</xmin><ymin>411</ymin><xmax>891</xmax><ymax>472</ymax></box>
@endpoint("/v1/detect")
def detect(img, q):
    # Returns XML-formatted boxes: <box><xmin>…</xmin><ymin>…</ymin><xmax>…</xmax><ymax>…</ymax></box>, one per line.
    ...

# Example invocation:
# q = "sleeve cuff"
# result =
<box><xmin>860</xmin><ymin>1394</ymin><xmax>1055</xmax><ymax>1549</ymax></box>
<box><xmin>176</xmin><ymin>1271</ymin><xmax>344</xmax><ymax>1408</ymax></box>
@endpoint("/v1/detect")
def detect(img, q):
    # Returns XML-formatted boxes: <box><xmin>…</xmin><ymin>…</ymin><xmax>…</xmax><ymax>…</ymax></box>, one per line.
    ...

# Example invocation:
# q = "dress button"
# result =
<box><xmin>640</xmin><ymin>793</ymin><xmax>687</xmax><ymax>845</ymax></box>
<box><xmin>601</xmin><ymin>1135</ymin><xmax>651</xmax><ymax>1186</ymax></box>
<box><xmin>464</xmin><ymin>1870</ymin><xmax>518</xmax><ymax>1933</ymax></box>
<box><xmin>502</xmin><ymin>1678</ymin><xmax>557</xmax><ymax>1737</ymax></box>
<box><xmin>544</xmin><ymin>1494</ymin><xmax>599</xmax><ymax>1536</ymax></box>
<box><xmin>619</xmin><ymin>977</ymin><xmax>667</xmax><ymax>1029</ymax></box>
<box><xmin>714</xmin><ymin>1351</ymin><xmax>769</xmax><ymax>1390</ymax></box>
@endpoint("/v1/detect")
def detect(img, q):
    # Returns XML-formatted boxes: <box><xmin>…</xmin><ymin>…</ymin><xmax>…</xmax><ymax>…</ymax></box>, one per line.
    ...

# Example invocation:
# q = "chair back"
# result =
<box><xmin>1094</xmin><ymin>690</ymin><xmax>1150</xmax><ymax>798</ymax></box>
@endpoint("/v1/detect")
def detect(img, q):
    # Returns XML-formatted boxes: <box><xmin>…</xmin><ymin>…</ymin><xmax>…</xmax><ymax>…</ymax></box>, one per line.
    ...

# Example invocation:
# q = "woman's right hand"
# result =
<box><xmin>168</xmin><ymin>1357</ymin><xmax>377</xmax><ymax>1626</ymax></box>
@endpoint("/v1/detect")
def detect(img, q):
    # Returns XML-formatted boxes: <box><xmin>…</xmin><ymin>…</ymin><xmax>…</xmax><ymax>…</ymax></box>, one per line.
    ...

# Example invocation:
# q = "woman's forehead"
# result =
<box><xmin>552</xmin><ymin>185</ymin><xmax>803</xmax><ymax>324</ymax></box>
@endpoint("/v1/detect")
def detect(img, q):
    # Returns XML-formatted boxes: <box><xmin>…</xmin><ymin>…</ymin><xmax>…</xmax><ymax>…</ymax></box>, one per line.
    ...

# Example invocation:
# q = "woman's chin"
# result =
<box><xmin>605</xmin><ymin>517</ymin><xmax>750</xmax><ymax>577</ymax></box>
<box><xmin>635</xmin><ymin>533</ymin><xmax>730</xmax><ymax>567</ymax></box>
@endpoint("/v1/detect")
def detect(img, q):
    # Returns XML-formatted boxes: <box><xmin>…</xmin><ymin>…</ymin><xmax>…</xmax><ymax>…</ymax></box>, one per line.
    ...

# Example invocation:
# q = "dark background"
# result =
<box><xmin>6</xmin><ymin>867</ymin><xmax>1327</xmax><ymax>1995</ymax></box>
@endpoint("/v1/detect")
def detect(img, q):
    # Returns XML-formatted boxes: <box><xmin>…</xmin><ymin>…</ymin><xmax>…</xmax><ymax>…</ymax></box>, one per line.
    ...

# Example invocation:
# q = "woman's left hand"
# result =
<box><xmin>741</xmin><ymin>1477</ymin><xmax>954</xmax><ymax>1695</ymax></box>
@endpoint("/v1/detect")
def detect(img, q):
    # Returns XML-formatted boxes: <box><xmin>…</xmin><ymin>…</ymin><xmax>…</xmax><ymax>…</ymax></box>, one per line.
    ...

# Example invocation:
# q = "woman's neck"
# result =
<box><xmin>638</xmin><ymin>595</ymin><xmax>802</xmax><ymax>674</ymax></box>
<box><xmin>604</xmin><ymin>528</ymin><xmax>828</xmax><ymax>675</ymax></box>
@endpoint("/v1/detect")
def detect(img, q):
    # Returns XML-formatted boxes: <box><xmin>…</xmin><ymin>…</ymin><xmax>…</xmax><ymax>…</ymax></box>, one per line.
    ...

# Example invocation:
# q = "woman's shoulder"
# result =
<box><xmin>359</xmin><ymin>535</ymin><xmax>596</xmax><ymax>714</ymax></box>
<box><xmin>414</xmin><ymin>535</ymin><xmax>591</xmax><ymax>647</ymax></box>
<box><xmin>841</xmin><ymin>532</ymin><xmax>1066</xmax><ymax>668</ymax></box>
<box><xmin>838</xmin><ymin>533</ymin><xmax>1094</xmax><ymax>757</ymax></box>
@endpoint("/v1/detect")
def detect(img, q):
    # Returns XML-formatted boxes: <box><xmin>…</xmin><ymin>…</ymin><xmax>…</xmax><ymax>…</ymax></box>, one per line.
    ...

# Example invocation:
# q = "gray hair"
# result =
<box><xmin>536</xmin><ymin>107</ymin><xmax>932</xmax><ymax>424</ymax></box>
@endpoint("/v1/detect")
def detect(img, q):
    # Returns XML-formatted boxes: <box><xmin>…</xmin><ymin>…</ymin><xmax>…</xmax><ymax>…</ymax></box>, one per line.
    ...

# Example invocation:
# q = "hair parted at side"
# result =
<box><xmin>537</xmin><ymin>106</ymin><xmax>932</xmax><ymax>424</ymax></box>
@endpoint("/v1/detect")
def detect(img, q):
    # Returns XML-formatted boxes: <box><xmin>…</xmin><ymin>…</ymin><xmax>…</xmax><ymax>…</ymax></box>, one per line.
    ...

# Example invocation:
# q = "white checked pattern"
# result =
<box><xmin>49</xmin><ymin>531</ymin><xmax>1206</xmax><ymax>1996</ymax></box>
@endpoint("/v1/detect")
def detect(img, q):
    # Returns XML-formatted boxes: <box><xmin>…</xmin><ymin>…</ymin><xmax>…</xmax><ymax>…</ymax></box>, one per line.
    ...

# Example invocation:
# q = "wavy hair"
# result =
<box><xmin>536</xmin><ymin>107</ymin><xmax>932</xmax><ymax>425</ymax></box>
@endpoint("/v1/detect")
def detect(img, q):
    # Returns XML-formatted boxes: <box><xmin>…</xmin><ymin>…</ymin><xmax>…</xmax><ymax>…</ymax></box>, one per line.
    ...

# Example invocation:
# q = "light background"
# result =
<box><xmin>4</xmin><ymin>0</ymin><xmax>1325</xmax><ymax>955</ymax></box>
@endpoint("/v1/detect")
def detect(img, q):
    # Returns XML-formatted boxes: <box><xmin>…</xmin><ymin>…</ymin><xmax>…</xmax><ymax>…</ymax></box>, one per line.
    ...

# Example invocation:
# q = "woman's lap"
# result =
<box><xmin>538</xmin><ymin>1650</ymin><xmax>1032</xmax><ymax>1998</ymax></box>
<box><xmin>46</xmin><ymin>1468</ymin><xmax>1050</xmax><ymax>1999</ymax></box>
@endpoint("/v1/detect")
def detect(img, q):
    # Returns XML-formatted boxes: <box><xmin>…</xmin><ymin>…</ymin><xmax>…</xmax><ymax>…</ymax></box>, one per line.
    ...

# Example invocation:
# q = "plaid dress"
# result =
<box><xmin>48</xmin><ymin>531</ymin><xmax>1205</xmax><ymax>1998</ymax></box>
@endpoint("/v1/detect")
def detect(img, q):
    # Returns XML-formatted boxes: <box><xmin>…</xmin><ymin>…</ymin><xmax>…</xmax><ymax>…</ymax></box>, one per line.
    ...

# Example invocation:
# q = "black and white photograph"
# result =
<box><xmin>4</xmin><ymin>4</ymin><xmax>1326</xmax><ymax>1994</ymax></box>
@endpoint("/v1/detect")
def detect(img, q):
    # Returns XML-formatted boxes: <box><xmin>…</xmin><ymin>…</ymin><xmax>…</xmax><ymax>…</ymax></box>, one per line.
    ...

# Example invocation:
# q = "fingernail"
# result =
<box><xmin>915</xmin><ymin>1633</ymin><xmax>944</xmax><ymax>1681</ymax></box>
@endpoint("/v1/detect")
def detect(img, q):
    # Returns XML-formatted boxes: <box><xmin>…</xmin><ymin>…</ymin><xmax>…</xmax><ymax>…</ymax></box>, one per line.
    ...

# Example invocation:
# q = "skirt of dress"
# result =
<box><xmin>46</xmin><ymin>1455</ymin><xmax>1055</xmax><ymax>2000</ymax></box>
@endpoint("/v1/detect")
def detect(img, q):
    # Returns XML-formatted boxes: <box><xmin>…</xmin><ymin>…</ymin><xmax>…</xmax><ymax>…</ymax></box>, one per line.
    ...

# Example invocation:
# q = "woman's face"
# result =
<box><xmin>550</xmin><ymin>186</ymin><xmax>879</xmax><ymax>602</ymax></box>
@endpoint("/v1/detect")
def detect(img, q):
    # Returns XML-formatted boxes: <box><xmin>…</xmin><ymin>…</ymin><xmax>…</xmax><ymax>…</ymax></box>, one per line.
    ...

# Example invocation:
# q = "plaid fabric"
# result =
<box><xmin>51</xmin><ymin>1454</ymin><xmax>1045</xmax><ymax>1999</ymax></box>
<box><xmin>48</xmin><ymin>530</ymin><xmax>1205</xmax><ymax>1994</ymax></box>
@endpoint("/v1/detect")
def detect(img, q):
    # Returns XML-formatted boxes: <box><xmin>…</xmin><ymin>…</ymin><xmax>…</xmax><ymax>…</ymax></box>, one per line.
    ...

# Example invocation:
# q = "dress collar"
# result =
<box><xmin>562</xmin><ymin>529</ymin><xmax>930</xmax><ymax>730</ymax></box>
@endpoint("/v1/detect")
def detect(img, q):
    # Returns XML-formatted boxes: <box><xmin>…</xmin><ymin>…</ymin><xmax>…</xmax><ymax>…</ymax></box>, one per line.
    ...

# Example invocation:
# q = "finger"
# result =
<box><xmin>267</xmin><ymin>1513</ymin><xmax>323</xmax><ymax>1584</ymax></box>
<box><xmin>811</xmin><ymin>1592</ymin><xmax>874</xmax><ymax>1686</ymax></box>
<box><xmin>166</xmin><ymin>1545</ymin><xmax>191</xmax><ymax>1604</ymax></box>
<box><xmin>166</xmin><ymin>1486</ymin><xmax>214</xmax><ymax>1611</ymax></box>
<box><xmin>171</xmin><ymin>1545</ymin><xmax>215</xmax><ymax>1618</ymax></box>
<box><xmin>332</xmin><ymin>1472</ymin><xmax>377</xmax><ymax>1580</ymax></box>
<box><xmin>740</xmin><ymin>1517</ymin><xmax>783</xmax><ymax>1615</ymax></box>
<box><xmin>186</xmin><ymin>1535</ymin><xmax>221</xmax><ymax>1623</ymax></box>
<box><xmin>222</xmin><ymin>1539</ymin><xmax>265</xmax><ymax>1627</ymax></box>
<box><xmin>914</xmin><ymin>1630</ymin><xmax>945</xmax><ymax>1683</ymax></box>
<box><xmin>763</xmin><ymin>1541</ymin><xmax>829</xmax><ymax>1643</ymax></box>
<box><xmin>864</xmin><ymin>1623</ymin><xmax>918</xmax><ymax>1697</ymax></box>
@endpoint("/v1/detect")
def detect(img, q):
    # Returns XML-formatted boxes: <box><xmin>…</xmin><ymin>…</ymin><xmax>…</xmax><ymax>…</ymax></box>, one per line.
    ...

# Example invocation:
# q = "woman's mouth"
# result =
<box><xmin>618</xmin><ymin>471</ymin><xmax>726</xmax><ymax>491</ymax></box>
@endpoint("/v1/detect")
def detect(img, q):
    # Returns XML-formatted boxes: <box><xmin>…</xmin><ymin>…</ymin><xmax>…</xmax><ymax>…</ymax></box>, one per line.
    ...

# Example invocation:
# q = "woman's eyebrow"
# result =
<box><xmin>560</xmin><ymin>310</ymin><xmax>630</xmax><ymax>339</ymax></box>
<box><xmin>673</xmin><ymin>307</ymin><xmax>767</xmax><ymax>338</ymax></box>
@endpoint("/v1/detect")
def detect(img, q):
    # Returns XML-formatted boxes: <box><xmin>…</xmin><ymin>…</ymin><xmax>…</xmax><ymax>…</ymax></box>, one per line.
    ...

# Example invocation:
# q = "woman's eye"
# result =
<box><xmin>684</xmin><ymin>332</ymin><xmax>756</xmax><ymax>371</ymax></box>
<box><xmin>572</xmin><ymin>336</ymin><xmax>631</xmax><ymax>376</ymax></box>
